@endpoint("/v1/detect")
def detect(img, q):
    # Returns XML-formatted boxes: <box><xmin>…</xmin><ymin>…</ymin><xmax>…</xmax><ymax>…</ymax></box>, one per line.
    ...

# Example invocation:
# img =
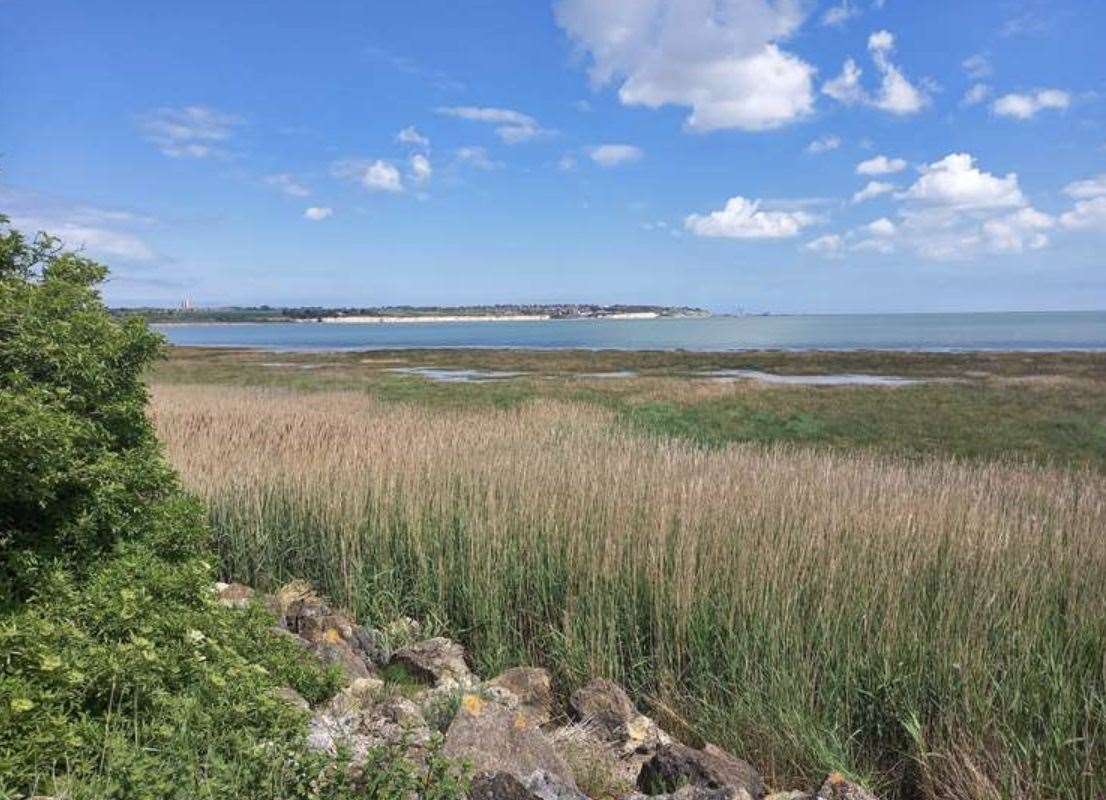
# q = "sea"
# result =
<box><xmin>155</xmin><ymin>311</ymin><xmax>1106</xmax><ymax>352</ymax></box>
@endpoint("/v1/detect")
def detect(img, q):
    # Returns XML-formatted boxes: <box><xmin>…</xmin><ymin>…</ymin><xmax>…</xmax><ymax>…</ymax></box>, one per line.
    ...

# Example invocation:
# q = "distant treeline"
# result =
<box><xmin>112</xmin><ymin>303</ymin><xmax>712</xmax><ymax>323</ymax></box>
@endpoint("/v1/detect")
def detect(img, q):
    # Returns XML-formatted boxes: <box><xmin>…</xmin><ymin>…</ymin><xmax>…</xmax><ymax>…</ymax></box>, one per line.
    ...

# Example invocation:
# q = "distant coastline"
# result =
<box><xmin>117</xmin><ymin>304</ymin><xmax>710</xmax><ymax>325</ymax></box>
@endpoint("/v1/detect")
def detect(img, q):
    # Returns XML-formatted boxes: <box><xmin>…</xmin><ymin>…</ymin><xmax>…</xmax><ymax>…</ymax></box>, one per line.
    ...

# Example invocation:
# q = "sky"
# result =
<box><xmin>2</xmin><ymin>0</ymin><xmax>1105</xmax><ymax>313</ymax></box>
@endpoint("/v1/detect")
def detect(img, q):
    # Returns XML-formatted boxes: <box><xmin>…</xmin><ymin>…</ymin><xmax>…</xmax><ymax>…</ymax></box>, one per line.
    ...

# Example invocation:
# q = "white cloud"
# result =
<box><xmin>867</xmin><ymin>31</ymin><xmax>928</xmax><ymax>114</ymax></box>
<box><xmin>436</xmin><ymin>106</ymin><xmax>550</xmax><ymax>143</ymax></box>
<box><xmin>409</xmin><ymin>153</ymin><xmax>432</xmax><ymax>184</ymax></box>
<box><xmin>455</xmin><ymin>146</ymin><xmax>501</xmax><ymax>170</ymax></box>
<box><xmin>553</xmin><ymin>0</ymin><xmax>816</xmax><ymax>132</ymax></box>
<box><xmin>140</xmin><ymin>105</ymin><xmax>242</xmax><ymax>158</ymax></box>
<box><xmin>822</xmin><ymin>30</ymin><xmax>928</xmax><ymax>115</ymax></box>
<box><xmin>992</xmin><ymin>89</ymin><xmax>1070</xmax><ymax>119</ymax></box>
<box><xmin>981</xmin><ymin>207</ymin><xmax>1053</xmax><ymax>252</ymax></box>
<box><xmin>332</xmin><ymin>159</ymin><xmax>404</xmax><ymax>192</ymax></box>
<box><xmin>1063</xmin><ymin>174</ymin><xmax>1106</xmax><ymax>199</ymax></box>
<box><xmin>685</xmin><ymin>196</ymin><xmax>817</xmax><ymax>239</ymax></box>
<box><xmin>865</xmin><ymin>217</ymin><xmax>896</xmax><ymax>237</ymax></box>
<box><xmin>899</xmin><ymin>153</ymin><xmax>1024</xmax><ymax>209</ymax></box>
<box><xmin>821</xmin><ymin>1</ymin><xmax>859</xmax><ymax>27</ymax></box>
<box><xmin>303</xmin><ymin>206</ymin><xmax>333</xmax><ymax>221</ymax></box>
<box><xmin>820</xmin><ymin>152</ymin><xmax>1064</xmax><ymax>261</ymax></box>
<box><xmin>10</xmin><ymin>215</ymin><xmax>156</xmax><ymax>262</ymax></box>
<box><xmin>851</xmin><ymin>237</ymin><xmax>895</xmax><ymax>254</ymax></box>
<box><xmin>961</xmin><ymin>83</ymin><xmax>991</xmax><ymax>107</ymax></box>
<box><xmin>856</xmin><ymin>155</ymin><xmax>906</xmax><ymax>175</ymax></box>
<box><xmin>805</xmin><ymin>233</ymin><xmax>844</xmax><ymax>256</ymax></box>
<box><xmin>265</xmin><ymin>173</ymin><xmax>310</xmax><ymax>197</ymax></box>
<box><xmin>852</xmin><ymin>180</ymin><xmax>895</xmax><ymax>203</ymax></box>
<box><xmin>588</xmin><ymin>144</ymin><xmax>643</xmax><ymax>167</ymax></box>
<box><xmin>962</xmin><ymin>53</ymin><xmax>992</xmax><ymax>79</ymax></box>
<box><xmin>396</xmin><ymin>126</ymin><xmax>430</xmax><ymax>149</ymax></box>
<box><xmin>1060</xmin><ymin>197</ymin><xmax>1106</xmax><ymax>231</ymax></box>
<box><xmin>557</xmin><ymin>154</ymin><xmax>578</xmax><ymax>172</ymax></box>
<box><xmin>822</xmin><ymin>58</ymin><xmax>866</xmax><ymax>105</ymax></box>
<box><xmin>806</xmin><ymin>135</ymin><xmax>842</xmax><ymax>154</ymax></box>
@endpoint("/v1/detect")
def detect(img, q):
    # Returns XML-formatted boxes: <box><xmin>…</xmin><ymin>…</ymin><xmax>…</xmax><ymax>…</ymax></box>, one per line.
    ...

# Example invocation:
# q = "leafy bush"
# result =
<box><xmin>0</xmin><ymin>215</ymin><xmax>465</xmax><ymax>798</ymax></box>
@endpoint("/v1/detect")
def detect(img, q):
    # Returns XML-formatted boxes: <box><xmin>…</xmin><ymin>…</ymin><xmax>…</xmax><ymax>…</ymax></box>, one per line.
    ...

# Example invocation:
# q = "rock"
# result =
<box><xmin>814</xmin><ymin>773</ymin><xmax>876</xmax><ymax>800</ymax></box>
<box><xmin>215</xmin><ymin>582</ymin><xmax>255</xmax><ymax>609</ymax></box>
<box><xmin>570</xmin><ymin>679</ymin><xmax>635</xmax><ymax>731</ymax></box>
<box><xmin>630</xmin><ymin>787</ymin><xmax>752</xmax><ymax>800</ymax></box>
<box><xmin>389</xmin><ymin>637</ymin><xmax>472</xmax><ymax>690</ymax></box>
<box><xmin>470</xmin><ymin>772</ymin><xmax>538</xmax><ymax>800</ymax></box>
<box><xmin>284</xmin><ymin>594</ymin><xmax>335</xmax><ymax>634</ymax></box>
<box><xmin>486</xmin><ymin>667</ymin><xmax>554</xmax><ymax>726</ymax></box>
<box><xmin>764</xmin><ymin>792</ymin><xmax>810</xmax><ymax>800</ymax></box>
<box><xmin>273</xmin><ymin>686</ymin><xmax>310</xmax><ymax>711</ymax></box>
<box><xmin>637</xmin><ymin>742</ymin><xmax>764</xmax><ymax>800</ymax></box>
<box><xmin>325</xmin><ymin>676</ymin><xmax>386</xmax><ymax>716</ymax></box>
<box><xmin>307</xmin><ymin>680</ymin><xmax>432</xmax><ymax>764</ymax></box>
<box><xmin>551</xmin><ymin>722</ymin><xmax>641</xmax><ymax>796</ymax></box>
<box><xmin>350</xmin><ymin>624</ymin><xmax>389</xmax><ymax>666</ymax></box>
<box><xmin>444</xmin><ymin>693</ymin><xmax>581</xmax><ymax>799</ymax></box>
<box><xmin>470</xmin><ymin>770</ymin><xmax>586</xmax><ymax>800</ymax></box>
<box><xmin>311</xmin><ymin>640</ymin><xmax>373</xmax><ymax>684</ymax></box>
<box><xmin>569</xmin><ymin>678</ymin><xmax>670</xmax><ymax>755</ymax></box>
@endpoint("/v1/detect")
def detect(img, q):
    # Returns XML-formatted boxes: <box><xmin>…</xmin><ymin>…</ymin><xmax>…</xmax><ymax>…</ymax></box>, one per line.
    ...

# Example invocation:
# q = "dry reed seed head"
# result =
<box><xmin>149</xmin><ymin>383</ymin><xmax>1106</xmax><ymax>798</ymax></box>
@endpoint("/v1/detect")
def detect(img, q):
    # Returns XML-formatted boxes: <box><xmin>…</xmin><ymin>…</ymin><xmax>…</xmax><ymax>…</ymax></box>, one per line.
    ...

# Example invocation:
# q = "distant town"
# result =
<box><xmin>113</xmin><ymin>303</ymin><xmax>713</xmax><ymax>324</ymax></box>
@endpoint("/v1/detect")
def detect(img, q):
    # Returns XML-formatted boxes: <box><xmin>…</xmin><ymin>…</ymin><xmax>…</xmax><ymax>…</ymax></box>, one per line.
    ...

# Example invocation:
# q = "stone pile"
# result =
<box><xmin>214</xmin><ymin>582</ymin><xmax>878</xmax><ymax>800</ymax></box>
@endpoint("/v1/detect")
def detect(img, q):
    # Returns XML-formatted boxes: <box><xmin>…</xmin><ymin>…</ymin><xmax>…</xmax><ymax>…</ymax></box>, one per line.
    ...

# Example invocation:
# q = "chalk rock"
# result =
<box><xmin>570</xmin><ymin>678</ymin><xmax>670</xmax><ymax>755</ymax></box>
<box><xmin>638</xmin><ymin>742</ymin><xmax>764</xmax><ymax>800</ymax></box>
<box><xmin>630</xmin><ymin>787</ymin><xmax>753</xmax><ymax>800</ymax></box>
<box><xmin>486</xmin><ymin>667</ymin><xmax>555</xmax><ymax>726</ymax></box>
<box><xmin>389</xmin><ymin>637</ymin><xmax>473</xmax><ymax>690</ymax></box>
<box><xmin>444</xmin><ymin>693</ymin><xmax>582</xmax><ymax>800</ymax></box>
<box><xmin>214</xmin><ymin>582</ymin><xmax>255</xmax><ymax>609</ymax></box>
<box><xmin>470</xmin><ymin>770</ymin><xmax>587</xmax><ymax>800</ymax></box>
<box><xmin>814</xmin><ymin>773</ymin><xmax>877</xmax><ymax>800</ymax></box>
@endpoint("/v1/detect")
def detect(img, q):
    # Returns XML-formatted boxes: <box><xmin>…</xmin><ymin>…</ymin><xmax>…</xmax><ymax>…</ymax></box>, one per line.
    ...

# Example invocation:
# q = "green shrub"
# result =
<box><xmin>0</xmin><ymin>215</ymin><xmax>465</xmax><ymax>798</ymax></box>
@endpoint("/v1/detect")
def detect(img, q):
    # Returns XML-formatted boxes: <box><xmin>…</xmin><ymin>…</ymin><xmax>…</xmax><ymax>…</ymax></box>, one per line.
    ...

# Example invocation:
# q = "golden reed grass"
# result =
<box><xmin>151</xmin><ymin>383</ymin><xmax>1106</xmax><ymax>799</ymax></box>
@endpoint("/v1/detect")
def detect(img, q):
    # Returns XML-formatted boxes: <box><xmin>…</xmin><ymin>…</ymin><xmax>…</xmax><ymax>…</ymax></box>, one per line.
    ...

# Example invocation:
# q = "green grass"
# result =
<box><xmin>152</xmin><ymin>382</ymin><xmax>1106</xmax><ymax>799</ymax></box>
<box><xmin>152</xmin><ymin>347</ymin><xmax>1106</xmax><ymax>469</ymax></box>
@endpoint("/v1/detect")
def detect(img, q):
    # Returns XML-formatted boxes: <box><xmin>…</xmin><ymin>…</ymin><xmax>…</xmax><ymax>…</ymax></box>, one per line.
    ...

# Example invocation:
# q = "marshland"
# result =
<box><xmin>148</xmin><ymin>346</ymin><xmax>1106</xmax><ymax>799</ymax></box>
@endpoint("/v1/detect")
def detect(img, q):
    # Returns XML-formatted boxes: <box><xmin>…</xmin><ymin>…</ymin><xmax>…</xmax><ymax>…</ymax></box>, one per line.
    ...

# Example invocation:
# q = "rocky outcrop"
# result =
<box><xmin>213</xmin><ymin>581</ymin><xmax>255</xmax><ymax>609</ymax></box>
<box><xmin>570</xmin><ymin>679</ymin><xmax>670</xmax><ymax>756</ymax></box>
<box><xmin>215</xmin><ymin>579</ymin><xmax>881</xmax><ymax>800</ymax></box>
<box><xmin>388</xmin><ymin>637</ymin><xmax>473</xmax><ymax>691</ymax></box>
<box><xmin>443</xmin><ymin>692</ymin><xmax>581</xmax><ymax>800</ymax></box>
<box><xmin>814</xmin><ymin>774</ymin><xmax>877</xmax><ymax>800</ymax></box>
<box><xmin>637</xmin><ymin>742</ymin><xmax>765</xmax><ymax>800</ymax></box>
<box><xmin>486</xmin><ymin>667</ymin><xmax>555</xmax><ymax>726</ymax></box>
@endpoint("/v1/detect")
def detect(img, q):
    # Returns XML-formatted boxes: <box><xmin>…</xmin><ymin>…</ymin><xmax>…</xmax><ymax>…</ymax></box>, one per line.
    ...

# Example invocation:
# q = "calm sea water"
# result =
<box><xmin>156</xmin><ymin>311</ymin><xmax>1106</xmax><ymax>352</ymax></box>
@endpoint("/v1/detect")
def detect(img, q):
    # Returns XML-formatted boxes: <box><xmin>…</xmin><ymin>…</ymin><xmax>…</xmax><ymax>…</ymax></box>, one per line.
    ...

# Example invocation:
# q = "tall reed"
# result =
<box><xmin>151</xmin><ymin>384</ymin><xmax>1106</xmax><ymax>799</ymax></box>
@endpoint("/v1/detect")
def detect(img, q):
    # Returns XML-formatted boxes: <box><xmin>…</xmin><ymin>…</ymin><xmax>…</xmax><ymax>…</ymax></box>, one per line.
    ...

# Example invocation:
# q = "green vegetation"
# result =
<box><xmin>151</xmin><ymin>346</ymin><xmax>1106</xmax><ymax>469</ymax></box>
<box><xmin>154</xmin><ymin>382</ymin><xmax>1106</xmax><ymax>800</ymax></box>
<box><xmin>0</xmin><ymin>218</ymin><xmax>465</xmax><ymax>799</ymax></box>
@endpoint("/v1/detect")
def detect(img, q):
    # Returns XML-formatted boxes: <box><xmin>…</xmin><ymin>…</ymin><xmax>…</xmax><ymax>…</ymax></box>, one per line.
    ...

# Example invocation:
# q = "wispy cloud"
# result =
<box><xmin>454</xmin><ymin>146</ymin><xmax>502</xmax><ymax>170</ymax></box>
<box><xmin>265</xmin><ymin>173</ymin><xmax>311</xmax><ymax>197</ymax></box>
<box><xmin>139</xmin><ymin>105</ymin><xmax>242</xmax><ymax>158</ymax></box>
<box><xmin>364</xmin><ymin>45</ymin><xmax>465</xmax><ymax>92</ymax></box>
<box><xmin>587</xmin><ymin>144</ymin><xmax>643</xmax><ymax>167</ymax></box>
<box><xmin>436</xmin><ymin>106</ymin><xmax>552</xmax><ymax>143</ymax></box>
<box><xmin>806</xmin><ymin>135</ymin><xmax>842</xmax><ymax>155</ymax></box>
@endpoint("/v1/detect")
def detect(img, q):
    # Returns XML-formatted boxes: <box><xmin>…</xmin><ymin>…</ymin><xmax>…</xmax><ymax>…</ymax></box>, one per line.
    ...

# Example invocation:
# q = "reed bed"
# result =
<box><xmin>150</xmin><ymin>383</ymin><xmax>1106</xmax><ymax>799</ymax></box>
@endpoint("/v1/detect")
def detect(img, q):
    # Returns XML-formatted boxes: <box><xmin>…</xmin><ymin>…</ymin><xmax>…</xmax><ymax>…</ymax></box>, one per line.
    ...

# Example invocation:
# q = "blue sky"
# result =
<box><xmin>2</xmin><ymin>0</ymin><xmax>1105</xmax><ymax>312</ymax></box>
